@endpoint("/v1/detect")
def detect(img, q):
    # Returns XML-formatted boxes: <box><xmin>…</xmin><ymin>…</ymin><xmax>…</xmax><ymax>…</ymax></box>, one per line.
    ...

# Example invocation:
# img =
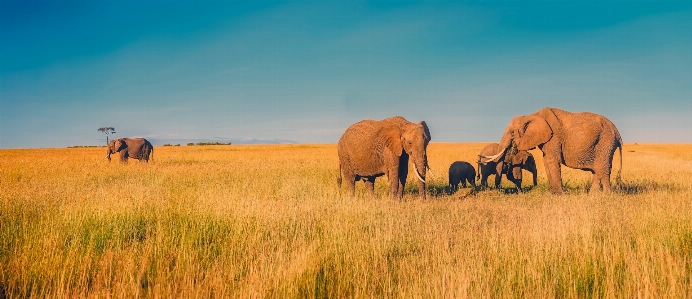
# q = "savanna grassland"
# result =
<box><xmin>1</xmin><ymin>143</ymin><xmax>691</xmax><ymax>298</ymax></box>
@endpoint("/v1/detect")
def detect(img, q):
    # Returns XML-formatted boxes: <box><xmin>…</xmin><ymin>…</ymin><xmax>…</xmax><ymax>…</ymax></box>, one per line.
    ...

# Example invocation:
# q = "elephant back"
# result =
<box><xmin>478</xmin><ymin>143</ymin><xmax>501</xmax><ymax>163</ymax></box>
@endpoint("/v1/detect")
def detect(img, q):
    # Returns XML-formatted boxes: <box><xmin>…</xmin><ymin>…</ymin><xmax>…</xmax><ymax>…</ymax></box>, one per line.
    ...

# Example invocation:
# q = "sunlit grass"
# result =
<box><xmin>1</xmin><ymin>143</ymin><xmax>690</xmax><ymax>298</ymax></box>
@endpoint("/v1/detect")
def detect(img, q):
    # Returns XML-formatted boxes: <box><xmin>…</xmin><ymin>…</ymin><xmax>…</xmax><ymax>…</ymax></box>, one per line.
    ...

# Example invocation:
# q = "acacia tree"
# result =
<box><xmin>97</xmin><ymin>127</ymin><xmax>116</xmax><ymax>145</ymax></box>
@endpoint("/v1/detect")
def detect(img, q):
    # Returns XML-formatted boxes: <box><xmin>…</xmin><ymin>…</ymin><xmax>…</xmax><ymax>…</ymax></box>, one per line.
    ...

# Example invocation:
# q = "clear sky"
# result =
<box><xmin>1</xmin><ymin>1</ymin><xmax>691</xmax><ymax>148</ymax></box>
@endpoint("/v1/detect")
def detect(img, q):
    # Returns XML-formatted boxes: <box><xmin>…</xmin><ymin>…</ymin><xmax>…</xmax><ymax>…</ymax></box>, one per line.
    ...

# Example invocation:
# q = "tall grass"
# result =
<box><xmin>1</xmin><ymin>143</ymin><xmax>690</xmax><ymax>298</ymax></box>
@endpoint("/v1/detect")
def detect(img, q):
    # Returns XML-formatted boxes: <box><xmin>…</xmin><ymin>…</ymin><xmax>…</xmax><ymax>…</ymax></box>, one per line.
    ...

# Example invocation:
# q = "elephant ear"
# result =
<box><xmin>419</xmin><ymin>121</ymin><xmax>431</xmax><ymax>145</ymax></box>
<box><xmin>115</xmin><ymin>139</ymin><xmax>126</xmax><ymax>151</ymax></box>
<box><xmin>511</xmin><ymin>151</ymin><xmax>528</xmax><ymax>165</ymax></box>
<box><xmin>517</xmin><ymin>116</ymin><xmax>552</xmax><ymax>151</ymax></box>
<box><xmin>382</xmin><ymin>125</ymin><xmax>403</xmax><ymax>157</ymax></box>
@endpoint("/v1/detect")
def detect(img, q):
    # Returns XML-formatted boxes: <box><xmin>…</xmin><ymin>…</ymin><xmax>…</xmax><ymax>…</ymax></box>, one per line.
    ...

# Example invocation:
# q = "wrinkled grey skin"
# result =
<box><xmin>481</xmin><ymin>107</ymin><xmax>622</xmax><ymax>194</ymax></box>
<box><xmin>107</xmin><ymin>138</ymin><xmax>154</xmax><ymax>162</ymax></box>
<box><xmin>338</xmin><ymin>116</ymin><xmax>431</xmax><ymax>200</ymax></box>
<box><xmin>448</xmin><ymin>161</ymin><xmax>476</xmax><ymax>191</ymax></box>
<box><xmin>505</xmin><ymin>150</ymin><xmax>538</xmax><ymax>193</ymax></box>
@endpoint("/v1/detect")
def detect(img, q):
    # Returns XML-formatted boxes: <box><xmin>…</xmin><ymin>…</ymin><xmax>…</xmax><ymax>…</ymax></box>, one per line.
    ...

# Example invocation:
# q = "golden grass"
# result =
<box><xmin>1</xmin><ymin>143</ymin><xmax>691</xmax><ymax>298</ymax></box>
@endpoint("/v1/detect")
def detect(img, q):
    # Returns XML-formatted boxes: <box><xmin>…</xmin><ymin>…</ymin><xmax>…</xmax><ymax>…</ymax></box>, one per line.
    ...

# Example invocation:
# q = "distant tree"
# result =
<box><xmin>97</xmin><ymin>127</ymin><xmax>116</xmax><ymax>145</ymax></box>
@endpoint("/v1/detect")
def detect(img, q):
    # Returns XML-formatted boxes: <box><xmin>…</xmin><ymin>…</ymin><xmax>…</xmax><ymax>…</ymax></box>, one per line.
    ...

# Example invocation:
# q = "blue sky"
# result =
<box><xmin>1</xmin><ymin>1</ymin><xmax>691</xmax><ymax>148</ymax></box>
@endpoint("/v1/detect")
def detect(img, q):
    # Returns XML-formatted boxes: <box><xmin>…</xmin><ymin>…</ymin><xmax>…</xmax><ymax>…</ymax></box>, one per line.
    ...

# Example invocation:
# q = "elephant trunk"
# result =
<box><xmin>413</xmin><ymin>154</ymin><xmax>427</xmax><ymax>184</ymax></box>
<box><xmin>415</xmin><ymin>155</ymin><xmax>428</xmax><ymax>200</ymax></box>
<box><xmin>413</xmin><ymin>163</ymin><xmax>425</xmax><ymax>183</ymax></box>
<box><xmin>481</xmin><ymin>128</ymin><xmax>513</xmax><ymax>163</ymax></box>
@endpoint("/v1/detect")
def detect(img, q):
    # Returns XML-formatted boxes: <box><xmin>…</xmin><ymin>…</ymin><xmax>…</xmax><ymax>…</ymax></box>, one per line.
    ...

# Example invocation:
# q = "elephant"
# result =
<box><xmin>505</xmin><ymin>150</ymin><xmax>538</xmax><ymax>192</ymax></box>
<box><xmin>107</xmin><ymin>138</ymin><xmax>154</xmax><ymax>162</ymax></box>
<box><xmin>480</xmin><ymin>107</ymin><xmax>622</xmax><ymax>194</ymax></box>
<box><xmin>337</xmin><ymin>116</ymin><xmax>431</xmax><ymax>200</ymax></box>
<box><xmin>477</xmin><ymin>143</ymin><xmax>507</xmax><ymax>189</ymax></box>
<box><xmin>448</xmin><ymin>161</ymin><xmax>476</xmax><ymax>191</ymax></box>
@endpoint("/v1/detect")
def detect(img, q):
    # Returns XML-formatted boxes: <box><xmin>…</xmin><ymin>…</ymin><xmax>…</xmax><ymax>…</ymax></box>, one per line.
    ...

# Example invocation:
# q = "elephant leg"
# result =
<box><xmin>364</xmin><ymin>177</ymin><xmax>376</xmax><ymax>198</ymax></box>
<box><xmin>589</xmin><ymin>171</ymin><xmax>602</xmax><ymax>193</ymax></box>
<box><xmin>397</xmin><ymin>155</ymin><xmax>408</xmax><ymax>199</ymax></box>
<box><xmin>600</xmin><ymin>174</ymin><xmax>612</xmax><ymax>193</ymax></box>
<box><xmin>416</xmin><ymin>178</ymin><xmax>426</xmax><ymax>200</ymax></box>
<box><xmin>480</xmin><ymin>165</ymin><xmax>490</xmax><ymax>187</ymax></box>
<box><xmin>468</xmin><ymin>176</ymin><xmax>476</xmax><ymax>188</ymax></box>
<box><xmin>387</xmin><ymin>173</ymin><xmax>401</xmax><ymax>199</ymax></box>
<box><xmin>506</xmin><ymin>170</ymin><xmax>521</xmax><ymax>193</ymax></box>
<box><xmin>531</xmin><ymin>168</ymin><xmax>538</xmax><ymax>186</ymax></box>
<box><xmin>344</xmin><ymin>172</ymin><xmax>357</xmax><ymax>197</ymax></box>
<box><xmin>494</xmin><ymin>163</ymin><xmax>503</xmax><ymax>189</ymax></box>
<box><xmin>347</xmin><ymin>178</ymin><xmax>356</xmax><ymax>197</ymax></box>
<box><xmin>594</xmin><ymin>154</ymin><xmax>614</xmax><ymax>193</ymax></box>
<box><xmin>512</xmin><ymin>179</ymin><xmax>522</xmax><ymax>193</ymax></box>
<box><xmin>339</xmin><ymin>157</ymin><xmax>357</xmax><ymax>197</ymax></box>
<box><xmin>590</xmin><ymin>170</ymin><xmax>612</xmax><ymax>193</ymax></box>
<box><xmin>397</xmin><ymin>170</ymin><xmax>407</xmax><ymax>199</ymax></box>
<box><xmin>543</xmin><ymin>155</ymin><xmax>564</xmax><ymax>194</ymax></box>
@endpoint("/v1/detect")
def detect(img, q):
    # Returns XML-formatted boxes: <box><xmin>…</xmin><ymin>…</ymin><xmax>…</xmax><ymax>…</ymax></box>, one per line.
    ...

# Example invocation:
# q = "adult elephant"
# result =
<box><xmin>338</xmin><ymin>116</ymin><xmax>431</xmax><ymax>200</ymax></box>
<box><xmin>107</xmin><ymin>138</ymin><xmax>154</xmax><ymax>162</ymax></box>
<box><xmin>481</xmin><ymin>107</ymin><xmax>622</xmax><ymax>194</ymax></box>
<box><xmin>477</xmin><ymin>143</ymin><xmax>506</xmax><ymax>189</ymax></box>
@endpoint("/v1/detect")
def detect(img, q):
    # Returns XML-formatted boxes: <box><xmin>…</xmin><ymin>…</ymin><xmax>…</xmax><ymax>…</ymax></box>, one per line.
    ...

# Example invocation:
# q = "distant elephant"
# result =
<box><xmin>481</xmin><ymin>107</ymin><xmax>622</xmax><ymax>194</ymax></box>
<box><xmin>107</xmin><ymin>138</ymin><xmax>154</xmax><ymax>162</ymax></box>
<box><xmin>505</xmin><ymin>150</ymin><xmax>538</xmax><ymax>192</ymax></box>
<box><xmin>448</xmin><ymin>161</ymin><xmax>476</xmax><ymax>191</ymax></box>
<box><xmin>338</xmin><ymin>116</ymin><xmax>431</xmax><ymax>200</ymax></box>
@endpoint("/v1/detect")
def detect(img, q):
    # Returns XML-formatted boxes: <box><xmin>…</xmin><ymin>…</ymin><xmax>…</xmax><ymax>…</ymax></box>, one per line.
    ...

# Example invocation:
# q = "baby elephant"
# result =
<box><xmin>448</xmin><ymin>161</ymin><xmax>476</xmax><ymax>191</ymax></box>
<box><xmin>505</xmin><ymin>150</ymin><xmax>538</xmax><ymax>193</ymax></box>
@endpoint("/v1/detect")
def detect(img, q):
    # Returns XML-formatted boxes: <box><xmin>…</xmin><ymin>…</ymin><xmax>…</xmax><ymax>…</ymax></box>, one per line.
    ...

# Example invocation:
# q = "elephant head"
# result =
<box><xmin>481</xmin><ymin>114</ymin><xmax>552</xmax><ymax>164</ymax></box>
<box><xmin>509</xmin><ymin>150</ymin><xmax>531</xmax><ymax>181</ymax></box>
<box><xmin>106</xmin><ymin>139</ymin><xmax>124</xmax><ymax>161</ymax></box>
<box><xmin>399</xmin><ymin>121</ymin><xmax>431</xmax><ymax>183</ymax></box>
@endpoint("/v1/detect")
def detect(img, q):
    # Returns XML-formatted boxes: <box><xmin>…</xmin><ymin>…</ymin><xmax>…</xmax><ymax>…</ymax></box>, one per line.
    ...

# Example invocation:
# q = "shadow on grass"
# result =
<box><xmin>407</xmin><ymin>178</ymin><xmax>682</xmax><ymax>198</ymax></box>
<box><xmin>422</xmin><ymin>182</ymin><xmax>544</xmax><ymax>199</ymax></box>
<box><xmin>424</xmin><ymin>183</ymin><xmax>480</xmax><ymax>199</ymax></box>
<box><xmin>562</xmin><ymin>179</ymin><xmax>684</xmax><ymax>195</ymax></box>
<box><xmin>613</xmin><ymin>179</ymin><xmax>685</xmax><ymax>195</ymax></box>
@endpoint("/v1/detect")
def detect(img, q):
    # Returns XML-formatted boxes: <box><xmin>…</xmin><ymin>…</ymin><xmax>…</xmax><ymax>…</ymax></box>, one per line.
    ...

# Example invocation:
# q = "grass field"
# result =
<box><xmin>1</xmin><ymin>143</ymin><xmax>691</xmax><ymax>298</ymax></box>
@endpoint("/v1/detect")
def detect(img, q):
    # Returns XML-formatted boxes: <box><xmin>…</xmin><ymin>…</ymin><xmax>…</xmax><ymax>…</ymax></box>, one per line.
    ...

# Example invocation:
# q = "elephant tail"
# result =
<box><xmin>337</xmin><ymin>164</ymin><xmax>343</xmax><ymax>188</ymax></box>
<box><xmin>615</xmin><ymin>135</ymin><xmax>623</xmax><ymax>187</ymax></box>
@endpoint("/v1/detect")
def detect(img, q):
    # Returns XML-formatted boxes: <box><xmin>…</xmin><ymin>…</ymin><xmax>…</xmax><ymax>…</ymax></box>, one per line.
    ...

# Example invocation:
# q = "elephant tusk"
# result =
<box><xmin>481</xmin><ymin>151</ymin><xmax>504</xmax><ymax>163</ymax></box>
<box><xmin>413</xmin><ymin>164</ymin><xmax>426</xmax><ymax>183</ymax></box>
